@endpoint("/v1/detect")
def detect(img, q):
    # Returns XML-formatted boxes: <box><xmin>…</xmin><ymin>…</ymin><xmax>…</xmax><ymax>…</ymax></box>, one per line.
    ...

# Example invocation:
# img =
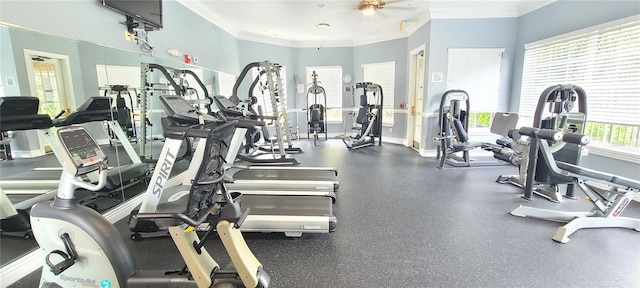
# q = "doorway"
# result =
<box><xmin>23</xmin><ymin>49</ymin><xmax>75</xmax><ymax>154</ymax></box>
<box><xmin>407</xmin><ymin>45</ymin><xmax>426</xmax><ymax>151</ymax></box>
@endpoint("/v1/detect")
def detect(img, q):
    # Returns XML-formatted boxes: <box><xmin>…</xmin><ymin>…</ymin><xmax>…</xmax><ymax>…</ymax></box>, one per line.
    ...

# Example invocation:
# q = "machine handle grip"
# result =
<box><xmin>237</xmin><ymin>119</ymin><xmax>266</xmax><ymax>128</ymax></box>
<box><xmin>563</xmin><ymin>132</ymin><xmax>590</xmax><ymax>145</ymax></box>
<box><xmin>70</xmin><ymin>165</ymin><xmax>108</xmax><ymax>192</ymax></box>
<box><xmin>536</xmin><ymin>129</ymin><xmax>563</xmax><ymax>141</ymax></box>
<box><xmin>517</xmin><ymin>127</ymin><xmax>563</xmax><ymax>141</ymax></box>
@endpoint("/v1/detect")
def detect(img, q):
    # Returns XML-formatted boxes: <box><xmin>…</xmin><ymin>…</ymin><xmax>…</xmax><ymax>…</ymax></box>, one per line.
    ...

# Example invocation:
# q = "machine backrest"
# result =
<box><xmin>309</xmin><ymin>104</ymin><xmax>324</xmax><ymax>122</ymax></box>
<box><xmin>356</xmin><ymin>107</ymin><xmax>368</xmax><ymax>124</ymax></box>
<box><xmin>490</xmin><ymin>113</ymin><xmax>519</xmax><ymax>136</ymax></box>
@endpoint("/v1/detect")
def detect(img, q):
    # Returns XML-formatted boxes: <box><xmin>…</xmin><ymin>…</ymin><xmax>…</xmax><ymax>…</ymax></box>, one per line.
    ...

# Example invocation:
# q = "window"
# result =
<box><xmin>305</xmin><ymin>66</ymin><xmax>342</xmax><ymax>122</ymax></box>
<box><xmin>519</xmin><ymin>17</ymin><xmax>640</xmax><ymax>157</ymax></box>
<box><xmin>251</xmin><ymin>66</ymin><xmax>287</xmax><ymax>116</ymax></box>
<box><xmin>217</xmin><ymin>71</ymin><xmax>236</xmax><ymax>97</ymax></box>
<box><xmin>446</xmin><ymin>48</ymin><xmax>504</xmax><ymax>131</ymax></box>
<box><xmin>96</xmin><ymin>64</ymin><xmax>141</xmax><ymax>109</ymax></box>
<box><xmin>362</xmin><ymin>62</ymin><xmax>395</xmax><ymax>126</ymax></box>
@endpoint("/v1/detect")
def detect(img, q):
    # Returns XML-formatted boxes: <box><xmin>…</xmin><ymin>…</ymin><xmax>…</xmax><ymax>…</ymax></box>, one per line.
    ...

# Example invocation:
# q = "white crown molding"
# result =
<box><xmin>177</xmin><ymin>0</ymin><xmax>551</xmax><ymax>48</ymax></box>
<box><xmin>428</xmin><ymin>7</ymin><xmax>520</xmax><ymax>19</ymax></box>
<box><xmin>518</xmin><ymin>0</ymin><xmax>557</xmax><ymax>16</ymax></box>
<box><xmin>176</xmin><ymin>0</ymin><xmax>239</xmax><ymax>37</ymax></box>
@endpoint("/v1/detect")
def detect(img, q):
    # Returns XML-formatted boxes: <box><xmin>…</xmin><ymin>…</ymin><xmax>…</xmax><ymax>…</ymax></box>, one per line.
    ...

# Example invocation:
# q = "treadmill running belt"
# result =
<box><xmin>241</xmin><ymin>195</ymin><xmax>333</xmax><ymax>216</ymax></box>
<box><xmin>235</xmin><ymin>169</ymin><xmax>336</xmax><ymax>181</ymax></box>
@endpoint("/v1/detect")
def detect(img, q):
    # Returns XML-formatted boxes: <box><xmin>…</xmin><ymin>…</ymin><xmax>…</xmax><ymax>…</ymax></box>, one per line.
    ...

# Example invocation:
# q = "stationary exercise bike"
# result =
<box><xmin>30</xmin><ymin>124</ymin><xmax>270</xmax><ymax>287</ymax></box>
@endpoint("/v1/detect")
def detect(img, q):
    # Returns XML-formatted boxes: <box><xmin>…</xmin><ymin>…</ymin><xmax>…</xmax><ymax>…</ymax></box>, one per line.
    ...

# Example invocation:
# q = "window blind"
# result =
<box><xmin>362</xmin><ymin>61</ymin><xmax>395</xmax><ymax>126</ymax></box>
<box><xmin>306</xmin><ymin>66</ymin><xmax>342</xmax><ymax>121</ymax></box>
<box><xmin>446</xmin><ymin>48</ymin><xmax>504</xmax><ymax>112</ymax></box>
<box><xmin>519</xmin><ymin>19</ymin><xmax>640</xmax><ymax>126</ymax></box>
<box><xmin>217</xmin><ymin>71</ymin><xmax>236</xmax><ymax>97</ymax></box>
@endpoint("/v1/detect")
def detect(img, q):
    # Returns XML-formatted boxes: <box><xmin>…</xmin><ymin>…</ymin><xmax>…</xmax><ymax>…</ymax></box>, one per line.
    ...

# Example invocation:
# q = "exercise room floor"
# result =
<box><xmin>7</xmin><ymin>139</ymin><xmax>640</xmax><ymax>288</ymax></box>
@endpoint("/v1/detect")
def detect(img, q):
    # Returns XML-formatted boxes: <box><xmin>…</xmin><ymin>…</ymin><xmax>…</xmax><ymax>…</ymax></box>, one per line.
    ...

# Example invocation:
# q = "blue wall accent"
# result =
<box><xmin>419</xmin><ymin>17</ymin><xmax>518</xmax><ymax>149</ymax></box>
<box><xmin>353</xmin><ymin>38</ymin><xmax>408</xmax><ymax>140</ymax></box>
<box><xmin>0</xmin><ymin>0</ymin><xmax>240</xmax><ymax>74</ymax></box>
<box><xmin>0</xmin><ymin>26</ymin><xmax>20</xmax><ymax>96</ymax></box>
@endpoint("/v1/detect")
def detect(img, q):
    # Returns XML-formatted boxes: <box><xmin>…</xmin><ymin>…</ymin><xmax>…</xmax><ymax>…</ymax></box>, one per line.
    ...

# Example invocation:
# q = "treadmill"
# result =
<box><xmin>0</xmin><ymin>97</ymin><xmax>150</xmax><ymax>196</ymax></box>
<box><xmin>213</xmin><ymin>95</ymin><xmax>339</xmax><ymax>194</ymax></box>
<box><xmin>132</xmin><ymin>95</ymin><xmax>335</xmax><ymax>238</ymax></box>
<box><xmin>0</xmin><ymin>97</ymin><xmax>63</xmax><ymax>194</ymax></box>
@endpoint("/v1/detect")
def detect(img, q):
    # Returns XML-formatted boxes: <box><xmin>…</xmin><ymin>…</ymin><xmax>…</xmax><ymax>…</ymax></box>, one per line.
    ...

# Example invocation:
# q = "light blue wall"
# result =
<box><xmin>419</xmin><ymin>17</ymin><xmax>518</xmax><ymax>149</ymax></box>
<box><xmin>0</xmin><ymin>26</ymin><xmax>20</xmax><ymax>96</ymax></box>
<box><xmin>353</xmin><ymin>38</ymin><xmax>408</xmax><ymax>140</ymax></box>
<box><xmin>294</xmin><ymin>47</ymin><xmax>354</xmax><ymax>135</ymax></box>
<box><xmin>0</xmin><ymin>0</ymin><xmax>240</xmax><ymax>74</ymax></box>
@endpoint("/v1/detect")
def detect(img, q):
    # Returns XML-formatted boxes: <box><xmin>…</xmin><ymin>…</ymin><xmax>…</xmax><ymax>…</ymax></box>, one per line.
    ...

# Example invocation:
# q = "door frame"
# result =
<box><xmin>23</xmin><ymin>49</ymin><xmax>76</xmax><ymax>154</ymax></box>
<box><xmin>406</xmin><ymin>44</ymin><xmax>426</xmax><ymax>151</ymax></box>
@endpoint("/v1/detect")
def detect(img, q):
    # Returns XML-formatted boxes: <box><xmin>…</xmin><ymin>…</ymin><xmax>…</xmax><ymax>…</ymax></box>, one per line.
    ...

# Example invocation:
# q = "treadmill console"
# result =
<box><xmin>58</xmin><ymin>126</ymin><xmax>106</xmax><ymax>175</ymax></box>
<box><xmin>213</xmin><ymin>95</ymin><xmax>253</xmax><ymax>117</ymax></box>
<box><xmin>160</xmin><ymin>95</ymin><xmax>219</xmax><ymax>123</ymax></box>
<box><xmin>54</xmin><ymin>97</ymin><xmax>118</xmax><ymax>126</ymax></box>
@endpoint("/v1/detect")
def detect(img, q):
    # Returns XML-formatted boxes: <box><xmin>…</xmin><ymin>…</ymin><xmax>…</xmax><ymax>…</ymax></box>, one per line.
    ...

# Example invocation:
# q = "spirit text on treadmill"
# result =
<box><xmin>153</xmin><ymin>150</ymin><xmax>177</xmax><ymax>196</ymax></box>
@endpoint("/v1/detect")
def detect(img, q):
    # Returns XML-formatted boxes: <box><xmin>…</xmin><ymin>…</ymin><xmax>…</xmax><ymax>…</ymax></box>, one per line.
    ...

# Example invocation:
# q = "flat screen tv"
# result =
<box><xmin>101</xmin><ymin>0</ymin><xmax>163</xmax><ymax>30</ymax></box>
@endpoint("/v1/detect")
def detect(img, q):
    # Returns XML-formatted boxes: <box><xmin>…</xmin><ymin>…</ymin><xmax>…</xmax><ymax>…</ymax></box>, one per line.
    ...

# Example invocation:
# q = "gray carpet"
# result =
<box><xmin>6</xmin><ymin>139</ymin><xmax>640</xmax><ymax>288</ymax></box>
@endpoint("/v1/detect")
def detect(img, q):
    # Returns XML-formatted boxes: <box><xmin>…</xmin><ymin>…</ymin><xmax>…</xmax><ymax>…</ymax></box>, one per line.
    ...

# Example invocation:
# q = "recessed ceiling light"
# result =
<box><xmin>403</xmin><ymin>3</ymin><xmax>412</xmax><ymax>7</ymax></box>
<box><xmin>315</xmin><ymin>23</ymin><xmax>330</xmax><ymax>29</ymax></box>
<box><xmin>317</xmin><ymin>4</ymin><xmax>325</xmax><ymax>8</ymax></box>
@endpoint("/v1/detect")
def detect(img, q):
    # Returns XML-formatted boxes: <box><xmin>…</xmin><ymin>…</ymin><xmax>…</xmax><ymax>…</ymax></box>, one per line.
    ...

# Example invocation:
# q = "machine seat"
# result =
<box><xmin>452</xmin><ymin>142</ymin><xmax>483</xmax><ymax>151</ymax></box>
<box><xmin>556</xmin><ymin>161</ymin><xmax>616</xmax><ymax>183</ymax></box>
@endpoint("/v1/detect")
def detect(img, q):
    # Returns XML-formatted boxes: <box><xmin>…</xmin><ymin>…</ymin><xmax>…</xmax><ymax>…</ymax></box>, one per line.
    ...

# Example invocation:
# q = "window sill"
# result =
<box><xmin>585</xmin><ymin>144</ymin><xmax>640</xmax><ymax>164</ymax></box>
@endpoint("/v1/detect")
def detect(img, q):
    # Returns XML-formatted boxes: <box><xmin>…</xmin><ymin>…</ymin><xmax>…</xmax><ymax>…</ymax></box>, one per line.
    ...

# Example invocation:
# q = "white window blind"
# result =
<box><xmin>305</xmin><ymin>66</ymin><xmax>342</xmax><ymax>121</ymax></box>
<box><xmin>362</xmin><ymin>61</ymin><xmax>395</xmax><ymax>126</ymax></box>
<box><xmin>96</xmin><ymin>64</ymin><xmax>140</xmax><ymax>89</ymax></box>
<box><xmin>519</xmin><ymin>18</ymin><xmax>640</xmax><ymax>126</ymax></box>
<box><xmin>251</xmin><ymin>66</ymin><xmax>287</xmax><ymax>115</ymax></box>
<box><xmin>217</xmin><ymin>71</ymin><xmax>236</xmax><ymax>97</ymax></box>
<box><xmin>446</xmin><ymin>48</ymin><xmax>504</xmax><ymax>112</ymax></box>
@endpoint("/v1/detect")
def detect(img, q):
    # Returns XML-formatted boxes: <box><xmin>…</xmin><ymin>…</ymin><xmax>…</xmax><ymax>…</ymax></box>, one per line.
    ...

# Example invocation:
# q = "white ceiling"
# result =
<box><xmin>177</xmin><ymin>0</ymin><xmax>555</xmax><ymax>47</ymax></box>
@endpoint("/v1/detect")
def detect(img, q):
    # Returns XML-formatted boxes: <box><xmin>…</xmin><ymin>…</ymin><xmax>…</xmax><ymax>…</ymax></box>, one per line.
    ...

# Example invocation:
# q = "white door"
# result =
<box><xmin>30</xmin><ymin>57</ymin><xmax>69</xmax><ymax>117</ymax></box>
<box><xmin>411</xmin><ymin>50</ymin><xmax>426</xmax><ymax>149</ymax></box>
<box><xmin>24</xmin><ymin>50</ymin><xmax>75</xmax><ymax>154</ymax></box>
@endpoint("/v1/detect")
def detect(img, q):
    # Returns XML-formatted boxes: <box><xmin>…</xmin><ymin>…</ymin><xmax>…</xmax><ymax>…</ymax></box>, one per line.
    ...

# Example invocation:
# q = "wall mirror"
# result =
<box><xmin>0</xmin><ymin>23</ymin><xmax>218</xmax><ymax>270</ymax></box>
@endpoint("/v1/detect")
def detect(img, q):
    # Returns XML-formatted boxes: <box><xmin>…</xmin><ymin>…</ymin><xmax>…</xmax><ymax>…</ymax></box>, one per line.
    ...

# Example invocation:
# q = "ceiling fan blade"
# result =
<box><xmin>383</xmin><ymin>6</ymin><xmax>417</xmax><ymax>11</ymax></box>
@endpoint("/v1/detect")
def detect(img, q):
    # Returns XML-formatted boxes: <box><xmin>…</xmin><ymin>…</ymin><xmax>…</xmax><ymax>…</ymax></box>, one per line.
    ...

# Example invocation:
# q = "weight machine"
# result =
<box><xmin>497</xmin><ymin>84</ymin><xmax>587</xmax><ymax>202</ymax></box>
<box><xmin>230</xmin><ymin>61</ymin><xmax>301</xmax><ymax>163</ymax></box>
<box><xmin>306</xmin><ymin>71</ymin><xmax>327</xmax><ymax>145</ymax></box>
<box><xmin>434</xmin><ymin>89</ymin><xmax>519</xmax><ymax>168</ymax></box>
<box><xmin>138</xmin><ymin>63</ymin><xmax>211</xmax><ymax>161</ymax></box>
<box><xmin>343</xmin><ymin>82</ymin><xmax>383</xmax><ymax>149</ymax></box>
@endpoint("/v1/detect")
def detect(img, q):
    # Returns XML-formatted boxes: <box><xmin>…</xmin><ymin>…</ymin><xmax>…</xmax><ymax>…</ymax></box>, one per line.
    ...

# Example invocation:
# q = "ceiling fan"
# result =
<box><xmin>357</xmin><ymin>0</ymin><xmax>408</xmax><ymax>16</ymax></box>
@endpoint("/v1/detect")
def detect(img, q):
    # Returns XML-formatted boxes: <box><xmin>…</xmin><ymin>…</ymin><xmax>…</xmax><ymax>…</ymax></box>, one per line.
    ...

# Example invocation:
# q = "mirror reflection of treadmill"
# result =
<box><xmin>159</xmin><ymin>95</ymin><xmax>336</xmax><ymax>237</ymax></box>
<box><xmin>0</xmin><ymin>97</ymin><xmax>150</xmax><ymax>199</ymax></box>
<box><xmin>0</xmin><ymin>97</ymin><xmax>60</xmax><ymax>195</ymax></box>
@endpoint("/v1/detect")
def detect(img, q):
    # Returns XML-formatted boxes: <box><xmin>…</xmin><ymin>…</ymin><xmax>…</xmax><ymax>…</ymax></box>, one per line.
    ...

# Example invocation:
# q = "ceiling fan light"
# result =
<box><xmin>362</xmin><ymin>5</ymin><xmax>375</xmax><ymax>16</ymax></box>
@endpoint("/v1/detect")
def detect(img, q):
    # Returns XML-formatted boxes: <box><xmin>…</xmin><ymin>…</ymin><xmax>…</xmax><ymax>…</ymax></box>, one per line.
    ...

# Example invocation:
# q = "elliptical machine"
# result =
<box><xmin>342</xmin><ymin>82</ymin><xmax>383</xmax><ymax>149</ymax></box>
<box><xmin>30</xmin><ymin>117</ymin><xmax>270</xmax><ymax>287</ymax></box>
